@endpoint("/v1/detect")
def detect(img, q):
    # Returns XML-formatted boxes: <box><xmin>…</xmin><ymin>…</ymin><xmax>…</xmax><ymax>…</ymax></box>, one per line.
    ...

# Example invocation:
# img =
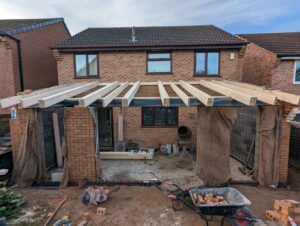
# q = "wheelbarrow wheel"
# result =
<box><xmin>171</xmin><ymin>200</ymin><xmax>184</xmax><ymax>210</ymax></box>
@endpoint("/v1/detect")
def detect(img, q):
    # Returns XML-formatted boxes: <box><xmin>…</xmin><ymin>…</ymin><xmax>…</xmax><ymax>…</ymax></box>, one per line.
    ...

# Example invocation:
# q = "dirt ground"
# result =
<box><xmin>8</xmin><ymin>184</ymin><xmax>300</xmax><ymax>226</ymax></box>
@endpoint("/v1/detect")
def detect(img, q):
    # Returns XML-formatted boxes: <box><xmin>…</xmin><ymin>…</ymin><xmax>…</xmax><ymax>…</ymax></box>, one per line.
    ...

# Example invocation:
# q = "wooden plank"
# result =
<box><xmin>78</xmin><ymin>82</ymin><xmax>119</xmax><ymax>107</ymax></box>
<box><xmin>100</xmin><ymin>151</ymin><xmax>153</xmax><ymax>160</ymax></box>
<box><xmin>179</xmin><ymin>80</ymin><xmax>214</xmax><ymax>106</ymax></box>
<box><xmin>118</xmin><ymin>115</ymin><xmax>124</xmax><ymax>141</ymax></box>
<box><xmin>170</xmin><ymin>82</ymin><xmax>190</xmax><ymax>106</ymax></box>
<box><xmin>158</xmin><ymin>80</ymin><xmax>170</xmax><ymax>106</ymax></box>
<box><xmin>224</xmin><ymin>80</ymin><xmax>300</xmax><ymax>105</ymax></box>
<box><xmin>122</xmin><ymin>81</ymin><xmax>140</xmax><ymax>107</ymax></box>
<box><xmin>52</xmin><ymin>113</ymin><xmax>63</xmax><ymax>167</ymax></box>
<box><xmin>101</xmin><ymin>82</ymin><xmax>129</xmax><ymax>107</ymax></box>
<box><xmin>0</xmin><ymin>96</ymin><xmax>23</xmax><ymax>108</ymax></box>
<box><xmin>212</xmin><ymin>80</ymin><xmax>277</xmax><ymax>105</ymax></box>
<box><xmin>39</xmin><ymin>82</ymin><xmax>99</xmax><ymax>108</ymax></box>
<box><xmin>20</xmin><ymin>83</ymin><xmax>85</xmax><ymax>108</ymax></box>
<box><xmin>199</xmin><ymin>80</ymin><xmax>257</xmax><ymax>106</ymax></box>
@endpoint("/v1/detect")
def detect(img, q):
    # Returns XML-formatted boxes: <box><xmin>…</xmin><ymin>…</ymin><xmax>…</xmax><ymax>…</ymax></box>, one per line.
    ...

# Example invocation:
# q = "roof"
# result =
<box><xmin>55</xmin><ymin>25</ymin><xmax>247</xmax><ymax>50</ymax></box>
<box><xmin>238</xmin><ymin>32</ymin><xmax>300</xmax><ymax>57</ymax></box>
<box><xmin>0</xmin><ymin>18</ymin><xmax>64</xmax><ymax>35</ymax></box>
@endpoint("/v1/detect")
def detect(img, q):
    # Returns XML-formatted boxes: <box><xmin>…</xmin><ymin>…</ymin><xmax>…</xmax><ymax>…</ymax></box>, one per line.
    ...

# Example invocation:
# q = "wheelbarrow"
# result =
<box><xmin>167</xmin><ymin>183</ymin><xmax>256</xmax><ymax>226</ymax></box>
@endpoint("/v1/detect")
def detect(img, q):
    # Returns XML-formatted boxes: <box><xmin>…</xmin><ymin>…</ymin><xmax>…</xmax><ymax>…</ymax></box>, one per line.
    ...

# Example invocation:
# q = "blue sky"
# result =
<box><xmin>0</xmin><ymin>0</ymin><xmax>299</xmax><ymax>35</ymax></box>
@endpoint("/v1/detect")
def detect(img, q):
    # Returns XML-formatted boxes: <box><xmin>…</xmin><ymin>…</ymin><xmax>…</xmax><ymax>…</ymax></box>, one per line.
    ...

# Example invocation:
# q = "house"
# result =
<box><xmin>238</xmin><ymin>32</ymin><xmax>300</xmax><ymax>95</ymax></box>
<box><xmin>2</xmin><ymin>25</ymin><xmax>299</xmax><ymax>187</ymax></box>
<box><xmin>238</xmin><ymin>32</ymin><xmax>300</xmax><ymax>188</ymax></box>
<box><xmin>52</xmin><ymin>25</ymin><xmax>247</xmax><ymax>149</ymax></box>
<box><xmin>0</xmin><ymin>18</ymin><xmax>71</xmax><ymax>116</ymax></box>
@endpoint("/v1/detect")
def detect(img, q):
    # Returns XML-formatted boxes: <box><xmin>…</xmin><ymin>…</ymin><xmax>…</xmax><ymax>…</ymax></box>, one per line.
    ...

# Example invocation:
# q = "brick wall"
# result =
<box><xmin>0</xmin><ymin>36</ymin><xmax>20</xmax><ymax>115</ymax></box>
<box><xmin>112</xmin><ymin>107</ymin><xmax>198</xmax><ymax>149</ymax></box>
<box><xmin>242</xmin><ymin>43</ymin><xmax>277</xmax><ymax>87</ymax></box>
<box><xmin>272</xmin><ymin>60</ymin><xmax>300</xmax><ymax>95</ymax></box>
<box><xmin>56</xmin><ymin>49</ymin><xmax>243</xmax><ymax>84</ymax></box>
<box><xmin>65</xmin><ymin>107</ymin><xmax>97</xmax><ymax>182</ymax></box>
<box><xmin>15</xmin><ymin>22</ymin><xmax>70</xmax><ymax>90</ymax></box>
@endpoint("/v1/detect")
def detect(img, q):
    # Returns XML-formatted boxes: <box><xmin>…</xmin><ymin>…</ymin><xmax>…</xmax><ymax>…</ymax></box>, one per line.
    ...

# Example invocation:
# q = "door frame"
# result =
<box><xmin>98</xmin><ymin>107</ymin><xmax>114</xmax><ymax>151</ymax></box>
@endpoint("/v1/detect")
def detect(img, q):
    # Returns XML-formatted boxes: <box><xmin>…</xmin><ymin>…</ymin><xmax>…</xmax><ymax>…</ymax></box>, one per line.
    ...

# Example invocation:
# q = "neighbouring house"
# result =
<box><xmin>0</xmin><ymin>18</ymin><xmax>70</xmax><ymax>176</ymax></box>
<box><xmin>0</xmin><ymin>18</ymin><xmax>71</xmax><ymax>116</ymax></box>
<box><xmin>238</xmin><ymin>32</ymin><xmax>300</xmax><ymax>94</ymax></box>
<box><xmin>2</xmin><ymin>25</ymin><xmax>299</xmax><ymax>187</ymax></box>
<box><xmin>238</xmin><ymin>32</ymin><xmax>300</xmax><ymax>188</ymax></box>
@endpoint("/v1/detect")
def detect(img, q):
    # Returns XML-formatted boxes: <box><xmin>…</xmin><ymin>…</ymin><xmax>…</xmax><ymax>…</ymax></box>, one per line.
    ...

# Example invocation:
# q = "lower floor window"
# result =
<box><xmin>142</xmin><ymin>107</ymin><xmax>178</xmax><ymax>126</ymax></box>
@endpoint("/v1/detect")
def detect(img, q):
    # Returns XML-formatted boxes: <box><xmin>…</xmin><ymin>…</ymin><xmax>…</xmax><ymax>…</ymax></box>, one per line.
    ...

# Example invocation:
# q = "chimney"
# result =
<box><xmin>131</xmin><ymin>26</ymin><xmax>137</xmax><ymax>42</ymax></box>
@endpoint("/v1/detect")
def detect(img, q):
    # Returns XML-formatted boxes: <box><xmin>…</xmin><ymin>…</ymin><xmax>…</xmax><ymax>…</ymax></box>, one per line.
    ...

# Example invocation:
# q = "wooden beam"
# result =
<box><xmin>78</xmin><ymin>82</ymin><xmax>119</xmax><ymax>107</ymax></box>
<box><xmin>212</xmin><ymin>80</ymin><xmax>277</xmax><ymax>105</ymax></box>
<box><xmin>101</xmin><ymin>82</ymin><xmax>129</xmax><ymax>107</ymax></box>
<box><xmin>52</xmin><ymin>113</ymin><xmax>63</xmax><ymax>167</ymax></box>
<box><xmin>170</xmin><ymin>82</ymin><xmax>190</xmax><ymax>106</ymax></box>
<box><xmin>100</xmin><ymin>151</ymin><xmax>154</xmax><ymax>160</ymax></box>
<box><xmin>39</xmin><ymin>82</ymin><xmax>99</xmax><ymax>108</ymax></box>
<box><xmin>158</xmin><ymin>80</ymin><xmax>170</xmax><ymax>106</ymax></box>
<box><xmin>224</xmin><ymin>80</ymin><xmax>300</xmax><ymax>105</ymax></box>
<box><xmin>0</xmin><ymin>83</ymin><xmax>77</xmax><ymax>108</ymax></box>
<box><xmin>198</xmin><ymin>80</ymin><xmax>257</xmax><ymax>106</ymax></box>
<box><xmin>20</xmin><ymin>83</ymin><xmax>85</xmax><ymax>107</ymax></box>
<box><xmin>179</xmin><ymin>80</ymin><xmax>214</xmax><ymax>106</ymax></box>
<box><xmin>122</xmin><ymin>81</ymin><xmax>140</xmax><ymax>107</ymax></box>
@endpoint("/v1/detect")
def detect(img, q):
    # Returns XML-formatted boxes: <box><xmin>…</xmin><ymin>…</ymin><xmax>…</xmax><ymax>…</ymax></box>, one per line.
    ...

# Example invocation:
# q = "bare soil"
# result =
<box><xmin>8</xmin><ymin>184</ymin><xmax>300</xmax><ymax>226</ymax></box>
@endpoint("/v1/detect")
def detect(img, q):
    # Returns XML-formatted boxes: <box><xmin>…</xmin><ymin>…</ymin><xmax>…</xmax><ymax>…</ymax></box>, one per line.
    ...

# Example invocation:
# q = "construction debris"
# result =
<box><xmin>44</xmin><ymin>196</ymin><xmax>68</xmax><ymax>226</ymax></box>
<box><xmin>192</xmin><ymin>192</ymin><xmax>228</xmax><ymax>205</ymax></box>
<box><xmin>97</xmin><ymin>207</ymin><xmax>107</xmax><ymax>216</ymax></box>
<box><xmin>82</xmin><ymin>186</ymin><xmax>110</xmax><ymax>206</ymax></box>
<box><xmin>266</xmin><ymin>199</ymin><xmax>300</xmax><ymax>225</ymax></box>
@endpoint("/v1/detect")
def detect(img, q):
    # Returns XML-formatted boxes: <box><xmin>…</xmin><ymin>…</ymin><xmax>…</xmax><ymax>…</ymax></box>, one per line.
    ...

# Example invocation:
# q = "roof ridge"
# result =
<box><xmin>86</xmin><ymin>25</ymin><xmax>215</xmax><ymax>29</ymax></box>
<box><xmin>238</xmin><ymin>31</ymin><xmax>300</xmax><ymax>36</ymax></box>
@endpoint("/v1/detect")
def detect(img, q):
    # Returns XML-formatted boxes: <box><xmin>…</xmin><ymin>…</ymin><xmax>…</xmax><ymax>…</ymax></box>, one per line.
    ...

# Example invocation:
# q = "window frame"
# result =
<box><xmin>293</xmin><ymin>61</ymin><xmax>300</xmax><ymax>84</ymax></box>
<box><xmin>146</xmin><ymin>51</ymin><xmax>172</xmax><ymax>74</ymax></box>
<box><xmin>141</xmin><ymin>107</ymin><xmax>178</xmax><ymax>127</ymax></box>
<box><xmin>194</xmin><ymin>51</ymin><xmax>220</xmax><ymax>77</ymax></box>
<box><xmin>74</xmin><ymin>53</ymin><xmax>99</xmax><ymax>79</ymax></box>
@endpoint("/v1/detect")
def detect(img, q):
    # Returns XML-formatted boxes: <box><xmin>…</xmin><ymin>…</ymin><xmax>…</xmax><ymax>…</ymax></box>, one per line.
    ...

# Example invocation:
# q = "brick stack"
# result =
<box><xmin>266</xmin><ymin>199</ymin><xmax>300</xmax><ymax>225</ymax></box>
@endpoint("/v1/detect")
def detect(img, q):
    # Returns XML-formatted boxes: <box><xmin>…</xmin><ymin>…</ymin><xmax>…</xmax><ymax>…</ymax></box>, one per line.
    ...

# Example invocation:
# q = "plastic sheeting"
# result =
<box><xmin>10</xmin><ymin>109</ymin><xmax>48</xmax><ymax>186</ymax></box>
<box><xmin>196</xmin><ymin>107</ymin><xmax>239</xmax><ymax>186</ymax></box>
<box><xmin>257</xmin><ymin>106</ymin><xmax>281</xmax><ymax>187</ymax></box>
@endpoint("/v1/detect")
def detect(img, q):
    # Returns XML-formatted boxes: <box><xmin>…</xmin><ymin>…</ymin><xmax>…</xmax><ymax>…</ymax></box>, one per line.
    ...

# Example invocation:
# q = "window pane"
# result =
<box><xmin>167</xmin><ymin>108</ymin><xmax>177</xmax><ymax>125</ymax></box>
<box><xmin>148</xmin><ymin>61</ymin><xmax>171</xmax><ymax>73</ymax></box>
<box><xmin>143</xmin><ymin>108</ymin><xmax>153</xmax><ymax>126</ymax></box>
<box><xmin>295</xmin><ymin>61</ymin><xmax>300</xmax><ymax>82</ymax></box>
<box><xmin>207</xmin><ymin>52</ymin><xmax>219</xmax><ymax>75</ymax></box>
<box><xmin>88</xmin><ymin>54</ymin><xmax>98</xmax><ymax>76</ymax></box>
<box><xmin>148</xmin><ymin>53</ymin><xmax>170</xmax><ymax>59</ymax></box>
<box><xmin>75</xmin><ymin>55</ymin><xmax>87</xmax><ymax>76</ymax></box>
<box><xmin>154</xmin><ymin>108</ymin><xmax>166</xmax><ymax>126</ymax></box>
<box><xmin>196</xmin><ymin>53</ymin><xmax>205</xmax><ymax>74</ymax></box>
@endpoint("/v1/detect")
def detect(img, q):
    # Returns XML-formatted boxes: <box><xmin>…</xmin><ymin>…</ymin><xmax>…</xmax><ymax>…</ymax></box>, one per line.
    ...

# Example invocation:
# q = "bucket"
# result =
<box><xmin>166</xmin><ymin>144</ymin><xmax>172</xmax><ymax>154</ymax></box>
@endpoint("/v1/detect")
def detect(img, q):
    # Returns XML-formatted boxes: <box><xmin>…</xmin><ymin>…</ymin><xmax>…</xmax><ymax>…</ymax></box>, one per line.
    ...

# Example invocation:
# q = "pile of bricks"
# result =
<box><xmin>266</xmin><ymin>199</ymin><xmax>300</xmax><ymax>226</ymax></box>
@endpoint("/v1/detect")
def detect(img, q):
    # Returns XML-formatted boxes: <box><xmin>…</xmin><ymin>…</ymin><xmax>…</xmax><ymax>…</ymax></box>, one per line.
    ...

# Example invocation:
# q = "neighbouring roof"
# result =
<box><xmin>238</xmin><ymin>32</ymin><xmax>300</xmax><ymax>57</ymax></box>
<box><xmin>0</xmin><ymin>18</ymin><xmax>64</xmax><ymax>35</ymax></box>
<box><xmin>55</xmin><ymin>25</ymin><xmax>247</xmax><ymax>50</ymax></box>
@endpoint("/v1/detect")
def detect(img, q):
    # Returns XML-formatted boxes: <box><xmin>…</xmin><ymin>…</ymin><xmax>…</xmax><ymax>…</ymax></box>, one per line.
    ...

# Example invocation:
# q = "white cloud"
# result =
<box><xmin>0</xmin><ymin>0</ymin><xmax>297</xmax><ymax>35</ymax></box>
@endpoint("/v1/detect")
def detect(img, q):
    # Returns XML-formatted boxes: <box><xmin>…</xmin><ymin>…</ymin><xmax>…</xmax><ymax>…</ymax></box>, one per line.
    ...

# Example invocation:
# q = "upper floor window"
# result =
<box><xmin>75</xmin><ymin>54</ymin><xmax>98</xmax><ymax>78</ymax></box>
<box><xmin>147</xmin><ymin>52</ymin><xmax>172</xmax><ymax>74</ymax></box>
<box><xmin>294</xmin><ymin>61</ymin><xmax>300</xmax><ymax>84</ymax></box>
<box><xmin>195</xmin><ymin>52</ymin><xmax>220</xmax><ymax>76</ymax></box>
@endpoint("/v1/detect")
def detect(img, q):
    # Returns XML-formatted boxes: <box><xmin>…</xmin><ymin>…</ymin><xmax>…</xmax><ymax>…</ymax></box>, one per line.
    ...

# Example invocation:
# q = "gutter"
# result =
<box><xmin>280</xmin><ymin>56</ymin><xmax>300</xmax><ymax>60</ymax></box>
<box><xmin>0</xmin><ymin>33</ymin><xmax>24</xmax><ymax>91</ymax></box>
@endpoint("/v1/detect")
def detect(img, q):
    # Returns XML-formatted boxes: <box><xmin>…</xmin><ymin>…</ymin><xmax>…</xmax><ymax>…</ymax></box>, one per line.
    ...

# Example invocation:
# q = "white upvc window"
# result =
<box><xmin>293</xmin><ymin>61</ymin><xmax>300</xmax><ymax>84</ymax></box>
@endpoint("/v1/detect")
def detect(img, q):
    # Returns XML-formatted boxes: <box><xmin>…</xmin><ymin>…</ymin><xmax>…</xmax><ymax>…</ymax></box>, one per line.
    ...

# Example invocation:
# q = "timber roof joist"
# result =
<box><xmin>1</xmin><ymin>80</ymin><xmax>300</xmax><ymax>109</ymax></box>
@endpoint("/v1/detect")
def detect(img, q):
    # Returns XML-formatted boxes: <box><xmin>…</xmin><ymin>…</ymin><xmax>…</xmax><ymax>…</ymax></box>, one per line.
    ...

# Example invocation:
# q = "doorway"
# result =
<box><xmin>98</xmin><ymin>108</ymin><xmax>114</xmax><ymax>150</ymax></box>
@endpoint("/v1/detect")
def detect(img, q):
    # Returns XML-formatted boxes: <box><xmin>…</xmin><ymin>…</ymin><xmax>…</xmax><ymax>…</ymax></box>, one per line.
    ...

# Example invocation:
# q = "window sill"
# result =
<box><xmin>141</xmin><ymin>125</ymin><xmax>178</xmax><ymax>128</ymax></box>
<box><xmin>74</xmin><ymin>76</ymin><xmax>100</xmax><ymax>79</ymax></box>
<box><xmin>193</xmin><ymin>74</ymin><xmax>220</xmax><ymax>77</ymax></box>
<box><xmin>146</xmin><ymin>72</ymin><xmax>173</xmax><ymax>75</ymax></box>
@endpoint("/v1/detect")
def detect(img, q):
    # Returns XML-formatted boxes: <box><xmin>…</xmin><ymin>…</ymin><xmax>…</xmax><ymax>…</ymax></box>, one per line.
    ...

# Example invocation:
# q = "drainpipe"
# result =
<box><xmin>0</xmin><ymin>33</ymin><xmax>24</xmax><ymax>91</ymax></box>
